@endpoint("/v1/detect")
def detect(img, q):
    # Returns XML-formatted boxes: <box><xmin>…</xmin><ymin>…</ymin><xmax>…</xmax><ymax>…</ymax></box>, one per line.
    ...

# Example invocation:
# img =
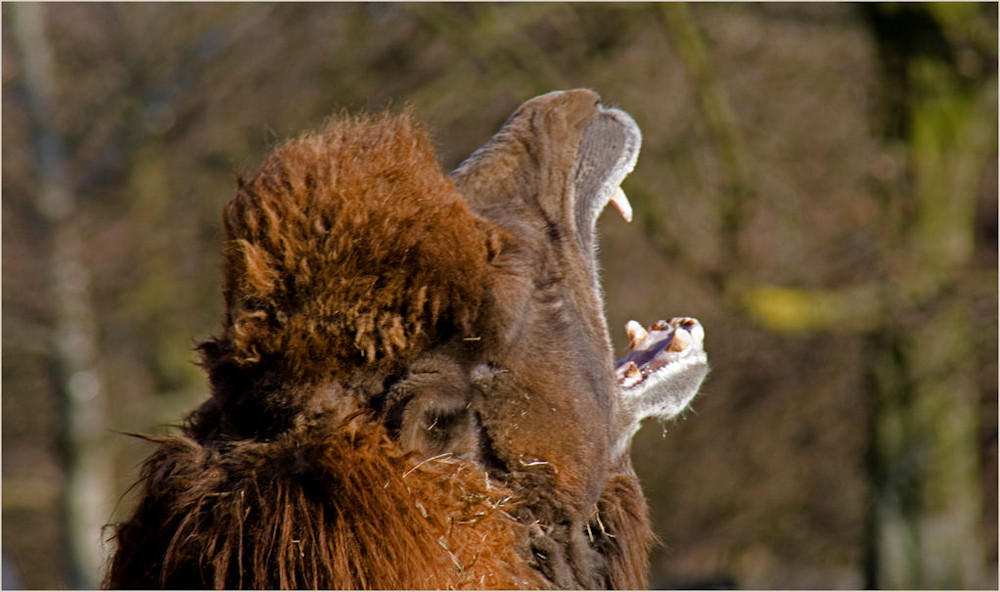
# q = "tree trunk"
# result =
<box><xmin>866</xmin><ymin>28</ymin><xmax>996</xmax><ymax>587</ymax></box>
<box><xmin>11</xmin><ymin>5</ymin><xmax>114</xmax><ymax>588</ymax></box>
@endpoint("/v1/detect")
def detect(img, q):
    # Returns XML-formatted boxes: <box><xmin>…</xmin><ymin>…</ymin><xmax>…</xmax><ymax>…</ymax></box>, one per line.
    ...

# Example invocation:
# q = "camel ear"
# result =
<box><xmin>387</xmin><ymin>353</ymin><xmax>481</xmax><ymax>457</ymax></box>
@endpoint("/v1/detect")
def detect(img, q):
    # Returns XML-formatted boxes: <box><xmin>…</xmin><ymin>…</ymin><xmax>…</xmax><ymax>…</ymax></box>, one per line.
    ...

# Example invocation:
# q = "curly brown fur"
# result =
<box><xmin>106</xmin><ymin>92</ymin><xmax>674</xmax><ymax>590</ymax></box>
<box><xmin>205</xmin><ymin>110</ymin><xmax>501</xmax><ymax>383</ymax></box>
<box><xmin>192</xmin><ymin>111</ymin><xmax>507</xmax><ymax>440</ymax></box>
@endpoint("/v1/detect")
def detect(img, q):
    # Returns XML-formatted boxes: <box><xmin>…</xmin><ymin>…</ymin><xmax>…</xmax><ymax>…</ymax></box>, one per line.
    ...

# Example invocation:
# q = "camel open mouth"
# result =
<box><xmin>584</xmin><ymin>106</ymin><xmax>707</xmax><ymax>395</ymax></box>
<box><xmin>614</xmin><ymin>317</ymin><xmax>707</xmax><ymax>389</ymax></box>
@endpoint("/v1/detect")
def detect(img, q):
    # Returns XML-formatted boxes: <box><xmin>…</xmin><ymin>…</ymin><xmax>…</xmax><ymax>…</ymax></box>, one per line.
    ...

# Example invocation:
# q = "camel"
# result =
<box><xmin>104</xmin><ymin>89</ymin><xmax>709</xmax><ymax>589</ymax></box>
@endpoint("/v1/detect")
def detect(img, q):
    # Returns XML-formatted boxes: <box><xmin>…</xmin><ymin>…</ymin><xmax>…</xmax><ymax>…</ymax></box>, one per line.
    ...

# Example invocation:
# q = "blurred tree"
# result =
<box><xmin>861</xmin><ymin>4</ymin><xmax>997</xmax><ymax>587</ymax></box>
<box><xmin>735</xmin><ymin>4</ymin><xmax>998</xmax><ymax>587</ymax></box>
<box><xmin>10</xmin><ymin>4</ymin><xmax>112</xmax><ymax>588</ymax></box>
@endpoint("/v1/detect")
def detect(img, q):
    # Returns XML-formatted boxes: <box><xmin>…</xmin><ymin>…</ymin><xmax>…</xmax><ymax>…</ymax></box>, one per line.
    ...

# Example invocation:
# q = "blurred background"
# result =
<box><xmin>2</xmin><ymin>3</ymin><xmax>996</xmax><ymax>589</ymax></box>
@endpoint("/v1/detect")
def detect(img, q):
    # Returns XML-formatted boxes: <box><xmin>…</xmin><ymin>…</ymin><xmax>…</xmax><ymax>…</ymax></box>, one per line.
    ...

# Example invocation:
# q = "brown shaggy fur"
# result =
<box><xmin>105</xmin><ymin>93</ymin><xmax>656</xmax><ymax>590</ymax></box>
<box><xmin>212</xmin><ymin>111</ymin><xmax>499</xmax><ymax>379</ymax></box>
<box><xmin>107</xmin><ymin>412</ymin><xmax>545</xmax><ymax>589</ymax></box>
<box><xmin>595</xmin><ymin>471</ymin><xmax>656</xmax><ymax>590</ymax></box>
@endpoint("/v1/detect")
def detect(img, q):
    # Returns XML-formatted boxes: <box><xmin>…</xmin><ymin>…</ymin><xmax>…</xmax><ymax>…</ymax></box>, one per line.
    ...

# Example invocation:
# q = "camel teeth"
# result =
<box><xmin>667</xmin><ymin>330</ymin><xmax>689</xmax><ymax>352</ymax></box>
<box><xmin>625</xmin><ymin>320</ymin><xmax>648</xmax><ymax>350</ymax></box>
<box><xmin>610</xmin><ymin>187</ymin><xmax>633</xmax><ymax>223</ymax></box>
<box><xmin>672</xmin><ymin>317</ymin><xmax>705</xmax><ymax>344</ymax></box>
<box><xmin>618</xmin><ymin>361</ymin><xmax>642</xmax><ymax>388</ymax></box>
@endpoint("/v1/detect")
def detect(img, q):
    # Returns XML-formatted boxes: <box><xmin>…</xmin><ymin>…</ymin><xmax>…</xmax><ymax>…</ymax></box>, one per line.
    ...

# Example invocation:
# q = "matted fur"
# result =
<box><xmin>595</xmin><ymin>473</ymin><xmax>656</xmax><ymax>590</ymax></box>
<box><xmin>105</xmin><ymin>413</ymin><xmax>545</xmax><ymax>589</ymax></box>
<box><xmin>208</xmin><ymin>111</ymin><xmax>500</xmax><ymax>381</ymax></box>
<box><xmin>106</xmin><ymin>96</ymin><xmax>662</xmax><ymax>590</ymax></box>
